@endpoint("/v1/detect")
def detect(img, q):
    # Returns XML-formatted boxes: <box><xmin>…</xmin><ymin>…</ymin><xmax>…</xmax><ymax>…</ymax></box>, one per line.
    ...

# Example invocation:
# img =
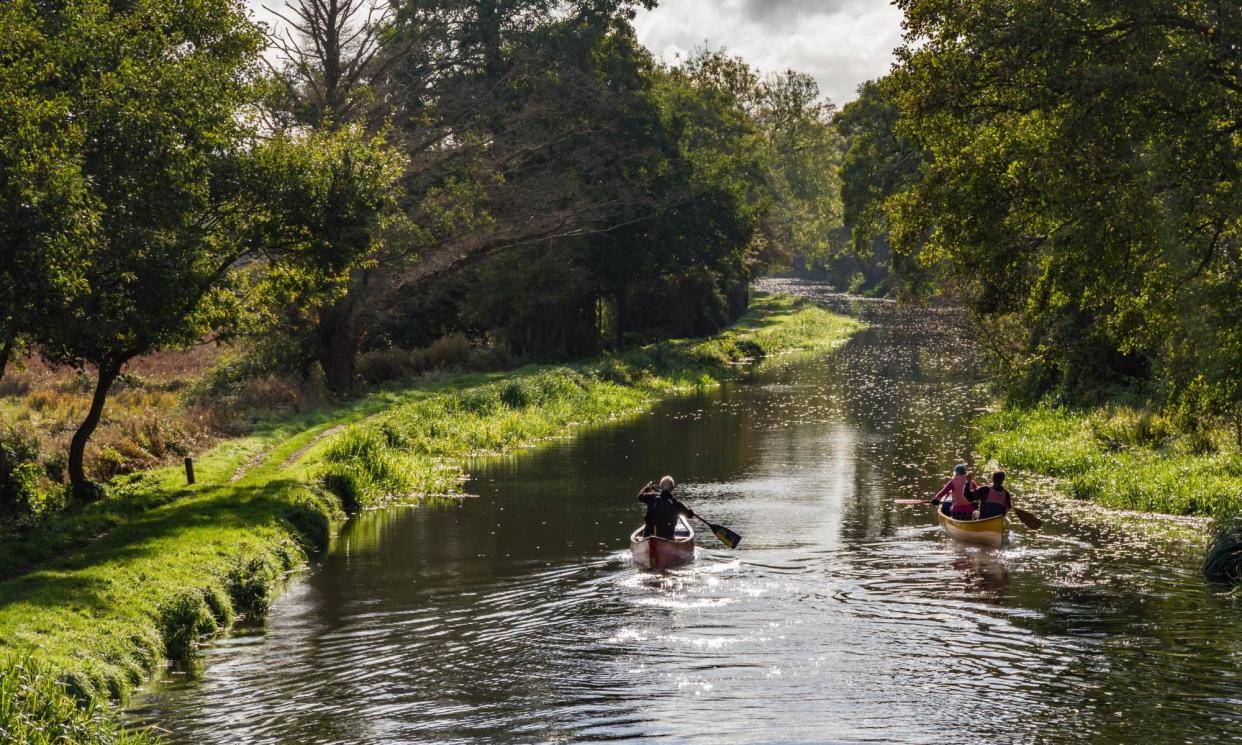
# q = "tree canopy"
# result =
<box><xmin>839</xmin><ymin>0</ymin><xmax>1242</xmax><ymax>427</ymax></box>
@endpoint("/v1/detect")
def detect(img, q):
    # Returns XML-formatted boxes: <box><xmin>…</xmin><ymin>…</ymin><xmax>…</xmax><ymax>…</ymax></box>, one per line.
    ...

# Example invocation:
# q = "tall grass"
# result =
<box><xmin>976</xmin><ymin>404</ymin><xmax>1242</xmax><ymax>518</ymax></box>
<box><xmin>0</xmin><ymin>660</ymin><xmax>158</xmax><ymax>745</ymax></box>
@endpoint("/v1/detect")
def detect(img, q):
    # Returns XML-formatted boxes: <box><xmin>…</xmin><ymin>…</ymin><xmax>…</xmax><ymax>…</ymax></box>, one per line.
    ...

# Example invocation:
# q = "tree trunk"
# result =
<box><xmin>68</xmin><ymin>359</ymin><xmax>123</xmax><ymax>500</ymax></box>
<box><xmin>614</xmin><ymin>288</ymin><xmax>626</xmax><ymax>350</ymax></box>
<box><xmin>0</xmin><ymin>330</ymin><xmax>13</xmax><ymax>383</ymax></box>
<box><xmin>1233</xmin><ymin>403</ymin><xmax>1242</xmax><ymax>451</ymax></box>
<box><xmin>477</xmin><ymin>0</ymin><xmax>503</xmax><ymax>80</ymax></box>
<box><xmin>316</xmin><ymin>298</ymin><xmax>360</xmax><ymax>394</ymax></box>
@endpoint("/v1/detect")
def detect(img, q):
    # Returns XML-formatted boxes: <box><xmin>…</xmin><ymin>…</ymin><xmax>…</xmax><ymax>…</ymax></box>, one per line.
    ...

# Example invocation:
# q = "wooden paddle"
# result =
<box><xmin>893</xmin><ymin>499</ymin><xmax>932</xmax><ymax>505</ymax></box>
<box><xmin>694</xmin><ymin>515</ymin><xmax>741</xmax><ymax>549</ymax></box>
<box><xmin>1011</xmin><ymin>506</ymin><xmax>1042</xmax><ymax>530</ymax></box>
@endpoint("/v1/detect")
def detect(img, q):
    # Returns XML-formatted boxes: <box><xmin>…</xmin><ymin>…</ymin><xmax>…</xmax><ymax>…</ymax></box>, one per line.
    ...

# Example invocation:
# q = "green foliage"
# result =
<box><xmin>321</xmin><ymin>428</ymin><xmax>416</xmax><ymax>512</ymax></box>
<box><xmin>29</xmin><ymin>0</ymin><xmax>266</xmax><ymax>368</ymax></box>
<box><xmin>463</xmin><ymin>245</ymin><xmax>599</xmax><ymax>359</ymax></box>
<box><xmin>1089</xmin><ymin>407</ymin><xmax>1173</xmax><ymax>453</ymax></box>
<box><xmin>846</xmin><ymin>0</ymin><xmax>1242</xmax><ymax>411</ymax></box>
<box><xmin>1203</xmin><ymin>523</ymin><xmax>1242</xmax><ymax>585</ymax></box>
<box><xmin>0</xmin><ymin>425</ymin><xmax>44</xmax><ymax>518</ymax></box>
<box><xmin>244</xmin><ymin>125</ymin><xmax>406</xmax><ymax>312</ymax></box>
<box><xmin>0</xmin><ymin>1</ymin><xmax>93</xmax><ymax>382</ymax></box>
<box><xmin>752</xmin><ymin>71</ymin><xmax>845</xmax><ymax>273</ymax></box>
<box><xmin>833</xmin><ymin>79</ymin><xmax>928</xmax><ymax>297</ymax></box>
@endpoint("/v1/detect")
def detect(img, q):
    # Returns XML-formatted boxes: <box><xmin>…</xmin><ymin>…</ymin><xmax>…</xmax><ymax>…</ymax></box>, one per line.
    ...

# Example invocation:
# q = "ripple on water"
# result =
<box><xmin>123</xmin><ymin>280</ymin><xmax>1242</xmax><ymax>744</ymax></box>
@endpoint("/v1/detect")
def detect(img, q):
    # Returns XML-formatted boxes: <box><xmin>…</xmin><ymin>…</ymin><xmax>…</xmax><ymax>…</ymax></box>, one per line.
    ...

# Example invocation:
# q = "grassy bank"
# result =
<box><xmin>975</xmin><ymin>404</ymin><xmax>1242</xmax><ymax>519</ymax></box>
<box><xmin>0</xmin><ymin>292</ymin><xmax>861</xmax><ymax>743</ymax></box>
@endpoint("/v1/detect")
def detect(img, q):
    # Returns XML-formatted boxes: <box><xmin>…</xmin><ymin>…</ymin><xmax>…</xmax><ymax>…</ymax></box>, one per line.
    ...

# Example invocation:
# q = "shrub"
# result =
<box><xmin>202</xmin><ymin>585</ymin><xmax>235</xmax><ymax>627</ymax></box>
<box><xmin>358</xmin><ymin>348</ymin><xmax>416</xmax><ymax>384</ymax></box>
<box><xmin>87</xmin><ymin>446</ymin><xmax>129</xmax><ymax>482</ymax></box>
<box><xmin>455</xmin><ymin>386</ymin><xmax>501</xmax><ymax>415</ymax></box>
<box><xmin>159</xmin><ymin>590</ymin><xmax>219</xmax><ymax>662</ymax></box>
<box><xmin>500</xmin><ymin>379</ymin><xmax>532</xmax><ymax>408</ymax></box>
<box><xmin>425</xmin><ymin>332</ymin><xmax>473</xmax><ymax>368</ymax></box>
<box><xmin>320</xmin><ymin>427</ymin><xmax>414</xmax><ymax>511</ymax></box>
<box><xmin>0</xmin><ymin>371</ymin><xmax>33</xmax><ymax>398</ymax></box>
<box><xmin>281</xmin><ymin>490</ymin><xmax>334</xmax><ymax>552</ymax></box>
<box><xmin>227</xmin><ymin>556</ymin><xmax>280</xmax><ymax>622</ymax></box>
<box><xmin>0</xmin><ymin>426</ymin><xmax>46</xmax><ymax>517</ymax></box>
<box><xmin>238</xmin><ymin>376</ymin><xmax>303</xmax><ymax>411</ymax></box>
<box><xmin>1204</xmin><ymin>522</ymin><xmax>1242</xmax><ymax>585</ymax></box>
<box><xmin>1089</xmin><ymin>407</ymin><xmax>1172</xmax><ymax>451</ymax></box>
<box><xmin>0</xmin><ymin>660</ymin><xmax>158</xmax><ymax>745</ymax></box>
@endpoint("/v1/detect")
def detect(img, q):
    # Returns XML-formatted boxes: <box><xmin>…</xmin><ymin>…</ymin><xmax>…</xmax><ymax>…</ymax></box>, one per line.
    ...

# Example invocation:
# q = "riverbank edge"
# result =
<box><xmin>973</xmin><ymin>404</ymin><xmax>1242</xmax><ymax>522</ymax></box>
<box><xmin>0</xmin><ymin>292</ymin><xmax>863</xmax><ymax>743</ymax></box>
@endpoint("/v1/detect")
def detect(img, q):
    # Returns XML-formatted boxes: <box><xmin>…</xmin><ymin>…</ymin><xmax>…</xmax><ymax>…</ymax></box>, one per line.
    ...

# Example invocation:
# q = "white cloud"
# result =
<box><xmin>244</xmin><ymin>0</ymin><xmax>905</xmax><ymax>105</ymax></box>
<box><xmin>633</xmin><ymin>0</ymin><xmax>904</xmax><ymax>104</ymax></box>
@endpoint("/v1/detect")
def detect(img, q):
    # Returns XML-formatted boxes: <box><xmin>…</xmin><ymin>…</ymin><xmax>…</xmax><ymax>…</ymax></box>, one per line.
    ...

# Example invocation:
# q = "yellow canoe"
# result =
<box><xmin>936</xmin><ymin>509</ymin><xmax>1006</xmax><ymax>547</ymax></box>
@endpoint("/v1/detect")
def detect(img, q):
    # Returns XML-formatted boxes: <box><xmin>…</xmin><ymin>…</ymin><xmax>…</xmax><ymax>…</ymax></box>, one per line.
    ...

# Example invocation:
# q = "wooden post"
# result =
<box><xmin>184</xmin><ymin>457</ymin><xmax>195</xmax><ymax>485</ymax></box>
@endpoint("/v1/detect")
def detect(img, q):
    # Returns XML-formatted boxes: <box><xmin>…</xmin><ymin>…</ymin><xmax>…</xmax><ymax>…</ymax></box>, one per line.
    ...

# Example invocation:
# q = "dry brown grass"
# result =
<box><xmin>1</xmin><ymin>346</ymin><xmax>228</xmax><ymax>487</ymax></box>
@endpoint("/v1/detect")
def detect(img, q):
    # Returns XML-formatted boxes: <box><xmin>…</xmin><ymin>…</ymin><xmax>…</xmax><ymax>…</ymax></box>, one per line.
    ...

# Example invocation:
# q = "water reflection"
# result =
<box><xmin>125</xmin><ymin>280</ymin><xmax>1242</xmax><ymax>744</ymax></box>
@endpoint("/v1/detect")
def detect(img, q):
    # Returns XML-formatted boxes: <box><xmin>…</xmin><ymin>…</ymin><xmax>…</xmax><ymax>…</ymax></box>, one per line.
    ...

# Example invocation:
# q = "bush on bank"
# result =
<box><xmin>0</xmin><ymin>293</ymin><xmax>862</xmax><ymax>743</ymax></box>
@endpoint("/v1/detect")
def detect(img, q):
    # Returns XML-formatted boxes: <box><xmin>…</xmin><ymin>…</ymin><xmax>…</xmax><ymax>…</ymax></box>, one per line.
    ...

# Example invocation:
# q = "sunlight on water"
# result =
<box><xmin>125</xmin><ymin>280</ymin><xmax>1242</xmax><ymax>744</ymax></box>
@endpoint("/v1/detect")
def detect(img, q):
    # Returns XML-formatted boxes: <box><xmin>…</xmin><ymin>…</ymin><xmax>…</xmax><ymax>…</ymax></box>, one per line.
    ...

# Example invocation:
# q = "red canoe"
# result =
<box><xmin>629</xmin><ymin>515</ymin><xmax>695</xmax><ymax>569</ymax></box>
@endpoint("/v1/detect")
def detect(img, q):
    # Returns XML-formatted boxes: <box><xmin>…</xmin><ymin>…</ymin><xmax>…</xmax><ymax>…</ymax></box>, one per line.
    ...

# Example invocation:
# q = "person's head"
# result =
<box><xmin>953</xmin><ymin>464</ymin><xmax>967</xmax><ymax>477</ymax></box>
<box><xmin>992</xmin><ymin>470</ymin><xmax>1006</xmax><ymax>487</ymax></box>
<box><xmin>659</xmin><ymin>475</ymin><xmax>676</xmax><ymax>493</ymax></box>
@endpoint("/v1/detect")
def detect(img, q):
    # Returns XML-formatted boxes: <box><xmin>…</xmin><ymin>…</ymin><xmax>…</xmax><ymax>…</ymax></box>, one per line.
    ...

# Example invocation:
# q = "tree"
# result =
<box><xmin>265</xmin><ymin>1</ymin><xmax>667</xmax><ymax>387</ymax></box>
<box><xmin>243</xmin><ymin>125</ymin><xmax>407</xmax><ymax>389</ymax></box>
<box><xmin>752</xmin><ymin>70</ymin><xmax>844</xmax><ymax>276</ymax></box>
<box><xmin>0</xmin><ymin>0</ymin><xmax>93</xmax><ymax>381</ymax></box>
<box><xmin>872</xmin><ymin>0</ymin><xmax>1242</xmax><ymax>401</ymax></box>
<box><xmin>834</xmin><ymin>78</ymin><xmax>931</xmax><ymax>297</ymax></box>
<box><xmin>22</xmin><ymin>0</ymin><xmax>266</xmax><ymax>497</ymax></box>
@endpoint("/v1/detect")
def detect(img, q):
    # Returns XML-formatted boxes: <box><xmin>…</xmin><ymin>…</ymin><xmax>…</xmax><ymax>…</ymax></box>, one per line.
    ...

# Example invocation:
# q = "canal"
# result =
<box><xmin>126</xmin><ymin>280</ymin><xmax>1242</xmax><ymax>744</ymax></box>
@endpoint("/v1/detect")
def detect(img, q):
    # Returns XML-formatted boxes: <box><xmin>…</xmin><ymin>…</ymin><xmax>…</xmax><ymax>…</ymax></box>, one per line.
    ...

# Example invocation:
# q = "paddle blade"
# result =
<box><xmin>711</xmin><ymin>524</ymin><xmax>742</xmax><ymax>549</ymax></box>
<box><xmin>1013</xmin><ymin>506</ymin><xmax>1042</xmax><ymax>530</ymax></box>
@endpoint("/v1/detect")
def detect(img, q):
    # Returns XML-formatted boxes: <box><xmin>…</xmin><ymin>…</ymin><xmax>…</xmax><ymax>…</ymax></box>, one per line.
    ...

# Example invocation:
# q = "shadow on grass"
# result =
<box><xmin>0</xmin><ymin>480</ymin><xmax>324</xmax><ymax>617</ymax></box>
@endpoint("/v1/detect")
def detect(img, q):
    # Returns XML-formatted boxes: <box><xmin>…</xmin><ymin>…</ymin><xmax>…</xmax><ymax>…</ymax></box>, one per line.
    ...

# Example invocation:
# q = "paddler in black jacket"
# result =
<box><xmin>638</xmin><ymin>475</ymin><xmax>697</xmax><ymax>539</ymax></box>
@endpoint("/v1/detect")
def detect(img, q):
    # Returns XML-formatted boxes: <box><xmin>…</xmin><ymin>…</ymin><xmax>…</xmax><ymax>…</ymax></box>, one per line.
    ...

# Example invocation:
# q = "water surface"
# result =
<box><xmin>127</xmin><ymin>280</ymin><xmax>1242</xmax><ymax>744</ymax></box>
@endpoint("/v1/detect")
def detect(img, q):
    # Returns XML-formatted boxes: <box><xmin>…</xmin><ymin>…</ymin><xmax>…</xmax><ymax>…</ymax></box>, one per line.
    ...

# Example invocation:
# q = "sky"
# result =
<box><xmin>245</xmin><ymin>0</ymin><xmax>905</xmax><ymax>106</ymax></box>
<box><xmin>633</xmin><ymin>0</ymin><xmax>905</xmax><ymax>105</ymax></box>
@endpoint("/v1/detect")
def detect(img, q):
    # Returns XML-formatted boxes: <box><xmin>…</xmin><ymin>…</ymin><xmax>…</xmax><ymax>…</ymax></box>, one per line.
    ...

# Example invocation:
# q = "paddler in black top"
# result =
<box><xmin>638</xmin><ymin>475</ymin><xmax>697</xmax><ymax>539</ymax></box>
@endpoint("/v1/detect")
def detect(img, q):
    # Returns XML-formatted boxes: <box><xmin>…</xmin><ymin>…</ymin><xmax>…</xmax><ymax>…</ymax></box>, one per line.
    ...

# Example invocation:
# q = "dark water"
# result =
<box><xmin>126</xmin><ymin>280</ymin><xmax>1242</xmax><ymax>744</ymax></box>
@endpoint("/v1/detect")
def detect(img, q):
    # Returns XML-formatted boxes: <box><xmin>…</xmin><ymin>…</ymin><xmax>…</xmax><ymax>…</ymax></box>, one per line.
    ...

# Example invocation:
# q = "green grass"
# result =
<box><xmin>0</xmin><ymin>292</ymin><xmax>861</xmax><ymax>743</ymax></box>
<box><xmin>976</xmin><ymin>404</ymin><xmax>1242</xmax><ymax>518</ymax></box>
<box><xmin>0</xmin><ymin>660</ymin><xmax>157</xmax><ymax>744</ymax></box>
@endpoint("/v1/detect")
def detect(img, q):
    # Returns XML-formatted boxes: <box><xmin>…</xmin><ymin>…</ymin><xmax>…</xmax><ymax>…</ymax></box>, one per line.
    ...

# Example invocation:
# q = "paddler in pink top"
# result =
<box><xmin>932</xmin><ymin>464</ymin><xmax>978</xmax><ymax>518</ymax></box>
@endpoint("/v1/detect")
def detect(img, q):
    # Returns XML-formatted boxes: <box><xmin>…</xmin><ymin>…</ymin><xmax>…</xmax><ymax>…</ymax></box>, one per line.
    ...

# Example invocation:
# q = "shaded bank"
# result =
<box><xmin>0</xmin><ymin>293</ymin><xmax>861</xmax><ymax>743</ymax></box>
